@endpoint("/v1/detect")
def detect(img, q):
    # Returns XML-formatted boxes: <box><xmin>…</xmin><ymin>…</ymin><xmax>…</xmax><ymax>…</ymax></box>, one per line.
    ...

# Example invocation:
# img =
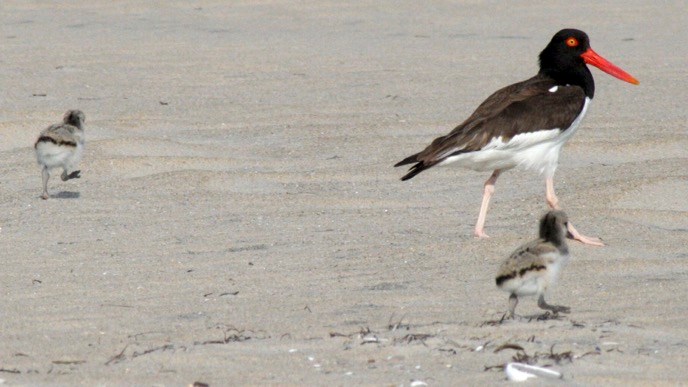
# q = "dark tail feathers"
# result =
<box><xmin>394</xmin><ymin>154</ymin><xmax>432</xmax><ymax>181</ymax></box>
<box><xmin>394</xmin><ymin>154</ymin><xmax>418</xmax><ymax>167</ymax></box>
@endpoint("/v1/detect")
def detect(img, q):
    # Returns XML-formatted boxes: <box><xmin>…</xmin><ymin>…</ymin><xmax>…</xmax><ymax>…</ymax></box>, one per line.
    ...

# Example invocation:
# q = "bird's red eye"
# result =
<box><xmin>566</xmin><ymin>37</ymin><xmax>579</xmax><ymax>47</ymax></box>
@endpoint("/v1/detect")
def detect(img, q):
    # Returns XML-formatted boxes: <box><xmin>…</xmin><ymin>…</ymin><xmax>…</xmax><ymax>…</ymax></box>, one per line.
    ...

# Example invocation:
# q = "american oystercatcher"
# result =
<box><xmin>35</xmin><ymin>110</ymin><xmax>85</xmax><ymax>199</ymax></box>
<box><xmin>496</xmin><ymin>210</ymin><xmax>570</xmax><ymax>318</ymax></box>
<box><xmin>395</xmin><ymin>29</ymin><xmax>638</xmax><ymax>246</ymax></box>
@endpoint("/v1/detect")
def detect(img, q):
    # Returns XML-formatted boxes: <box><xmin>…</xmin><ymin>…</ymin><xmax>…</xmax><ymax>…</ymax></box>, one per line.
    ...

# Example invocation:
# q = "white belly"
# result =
<box><xmin>439</xmin><ymin>97</ymin><xmax>590</xmax><ymax>178</ymax></box>
<box><xmin>500</xmin><ymin>251</ymin><xmax>569</xmax><ymax>297</ymax></box>
<box><xmin>36</xmin><ymin>142</ymin><xmax>83</xmax><ymax>170</ymax></box>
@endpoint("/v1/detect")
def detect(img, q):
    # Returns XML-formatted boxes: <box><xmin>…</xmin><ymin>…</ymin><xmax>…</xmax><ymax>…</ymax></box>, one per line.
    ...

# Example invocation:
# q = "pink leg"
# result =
<box><xmin>545</xmin><ymin>178</ymin><xmax>559</xmax><ymax>209</ymax></box>
<box><xmin>474</xmin><ymin>170</ymin><xmax>500</xmax><ymax>238</ymax></box>
<box><xmin>545</xmin><ymin>177</ymin><xmax>604</xmax><ymax>246</ymax></box>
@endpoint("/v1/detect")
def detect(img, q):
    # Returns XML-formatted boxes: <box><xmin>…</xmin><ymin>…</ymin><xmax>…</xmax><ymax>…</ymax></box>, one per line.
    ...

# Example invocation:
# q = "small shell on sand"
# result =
<box><xmin>505</xmin><ymin>363</ymin><xmax>562</xmax><ymax>382</ymax></box>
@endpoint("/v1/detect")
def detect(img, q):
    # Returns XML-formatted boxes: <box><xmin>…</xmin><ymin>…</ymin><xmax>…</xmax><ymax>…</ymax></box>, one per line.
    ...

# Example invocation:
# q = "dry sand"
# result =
<box><xmin>1</xmin><ymin>1</ymin><xmax>687</xmax><ymax>385</ymax></box>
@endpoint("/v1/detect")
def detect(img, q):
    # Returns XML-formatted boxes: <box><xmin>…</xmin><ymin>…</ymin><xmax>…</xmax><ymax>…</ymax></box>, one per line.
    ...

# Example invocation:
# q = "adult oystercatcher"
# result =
<box><xmin>395</xmin><ymin>29</ymin><xmax>638</xmax><ymax>246</ymax></box>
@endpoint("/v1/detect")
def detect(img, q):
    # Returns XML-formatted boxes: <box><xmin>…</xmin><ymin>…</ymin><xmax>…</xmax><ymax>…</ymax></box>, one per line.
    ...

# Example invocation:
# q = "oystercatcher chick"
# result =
<box><xmin>496</xmin><ymin>210</ymin><xmax>571</xmax><ymax>318</ymax></box>
<box><xmin>34</xmin><ymin>110</ymin><xmax>85</xmax><ymax>199</ymax></box>
<box><xmin>395</xmin><ymin>29</ymin><xmax>639</xmax><ymax>246</ymax></box>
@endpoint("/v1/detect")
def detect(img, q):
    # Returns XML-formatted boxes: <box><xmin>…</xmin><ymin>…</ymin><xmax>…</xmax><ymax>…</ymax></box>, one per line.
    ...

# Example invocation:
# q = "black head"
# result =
<box><xmin>539</xmin><ymin>29</ymin><xmax>639</xmax><ymax>98</ymax></box>
<box><xmin>538</xmin><ymin>210</ymin><xmax>569</xmax><ymax>248</ymax></box>
<box><xmin>63</xmin><ymin>110</ymin><xmax>85</xmax><ymax>129</ymax></box>
<box><xmin>539</xmin><ymin>29</ymin><xmax>595</xmax><ymax>97</ymax></box>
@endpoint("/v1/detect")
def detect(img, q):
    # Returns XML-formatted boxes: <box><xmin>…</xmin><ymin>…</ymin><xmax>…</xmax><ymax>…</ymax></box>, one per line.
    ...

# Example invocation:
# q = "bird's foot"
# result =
<box><xmin>550</xmin><ymin>305</ymin><xmax>571</xmax><ymax>314</ymax></box>
<box><xmin>566</xmin><ymin>222</ymin><xmax>604</xmax><ymax>246</ymax></box>
<box><xmin>41</xmin><ymin>192</ymin><xmax>49</xmax><ymax>200</ymax></box>
<box><xmin>474</xmin><ymin>229</ymin><xmax>490</xmax><ymax>239</ymax></box>
<box><xmin>570</xmin><ymin>234</ymin><xmax>604</xmax><ymax>246</ymax></box>
<box><xmin>61</xmin><ymin>170</ymin><xmax>81</xmax><ymax>181</ymax></box>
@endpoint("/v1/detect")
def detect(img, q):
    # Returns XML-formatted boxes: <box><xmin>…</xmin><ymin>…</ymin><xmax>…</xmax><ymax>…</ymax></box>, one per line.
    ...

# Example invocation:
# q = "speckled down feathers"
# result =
<box><xmin>496</xmin><ymin>239</ymin><xmax>559</xmax><ymax>288</ymax></box>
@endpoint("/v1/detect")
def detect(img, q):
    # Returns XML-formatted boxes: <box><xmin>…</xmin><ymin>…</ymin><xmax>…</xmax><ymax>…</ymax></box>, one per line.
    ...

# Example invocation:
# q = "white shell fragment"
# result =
<box><xmin>361</xmin><ymin>335</ymin><xmax>379</xmax><ymax>343</ymax></box>
<box><xmin>505</xmin><ymin>363</ymin><xmax>562</xmax><ymax>382</ymax></box>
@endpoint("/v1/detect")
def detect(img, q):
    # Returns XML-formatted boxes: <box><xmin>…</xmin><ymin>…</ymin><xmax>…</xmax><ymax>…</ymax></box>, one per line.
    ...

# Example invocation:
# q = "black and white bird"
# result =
<box><xmin>395</xmin><ymin>29</ymin><xmax>638</xmax><ymax>246</ymax></box>
<box><xmin>496</xmin><ymin>210</ymin><xmax>571</xmax><ymax>318</ymax></box>
<box><xmin>34</xmin><ymin>110</ymin><xmax>85</xmax><ymax>199</ymax></box>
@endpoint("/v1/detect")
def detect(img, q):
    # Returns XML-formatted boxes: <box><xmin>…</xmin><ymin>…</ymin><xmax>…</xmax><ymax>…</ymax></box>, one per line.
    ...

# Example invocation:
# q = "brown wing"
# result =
<box><xmin>509</xmin><ymin>238</ymin><xmax>559</xmax><ymax>261</ymax></box>
<box><xmin>395</xmin><ymin>74</ymin><xmax>586</xmax><ymax>180</ymax></box>
<box><xmin>35</xmin><ymin>124</ymin><xmax>81</xmax><ymax>148</ymax></box>
<box><xmin>495</xmin><ymin>239</ymin><xmax>558</xmax><ymax>286</ymax></box>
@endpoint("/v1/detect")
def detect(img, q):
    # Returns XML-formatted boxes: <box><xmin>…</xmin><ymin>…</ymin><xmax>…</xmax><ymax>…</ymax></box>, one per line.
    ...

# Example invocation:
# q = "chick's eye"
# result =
<box><xmin>566</xmin><ymin>37</ymin><xmax>579</xmax><ymax>47</ymax></box>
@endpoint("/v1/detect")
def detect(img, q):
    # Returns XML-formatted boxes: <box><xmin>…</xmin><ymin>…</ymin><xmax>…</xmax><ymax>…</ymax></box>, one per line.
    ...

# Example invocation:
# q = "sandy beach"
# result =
<box><xmin>1</xmin><ymin>1</ymin><xmax>687</xmax><ymax>385</ymax></box>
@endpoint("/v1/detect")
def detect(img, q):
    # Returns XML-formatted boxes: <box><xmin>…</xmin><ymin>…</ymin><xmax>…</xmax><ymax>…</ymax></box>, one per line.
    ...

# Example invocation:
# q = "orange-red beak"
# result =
<box><xmin>581</xmin><ymin>48</ymin><xmax>639</xmax><ymax>85</ymax></box>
